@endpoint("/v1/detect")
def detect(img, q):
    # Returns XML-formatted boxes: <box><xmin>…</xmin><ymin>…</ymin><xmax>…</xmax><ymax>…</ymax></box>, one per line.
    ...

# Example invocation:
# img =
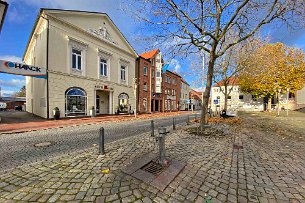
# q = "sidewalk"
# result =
<box><xmin>0</xmin><ymin>111</ymin><xmax>192</xmax><ymax>134</ymax></box>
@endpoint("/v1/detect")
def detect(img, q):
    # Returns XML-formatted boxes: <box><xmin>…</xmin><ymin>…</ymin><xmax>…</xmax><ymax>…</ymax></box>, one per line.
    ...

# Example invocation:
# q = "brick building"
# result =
<box><xmin>162</xmin><ymin>70</ymin><xmax>181</xmax><ymax>112</ymax></box>
<box><xmin>136</xmin><ymin>49</ymin><xmax>163</xmax><ymax>113</ymax></box>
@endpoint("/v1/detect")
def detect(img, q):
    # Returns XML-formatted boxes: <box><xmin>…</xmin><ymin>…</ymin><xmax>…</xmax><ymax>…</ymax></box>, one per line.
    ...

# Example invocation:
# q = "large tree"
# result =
<box><xmin>129</xmin><ymin>0</ymin><xmax>304</xmax><ymax>127</ymax></box>
<box><xmin>239</xmin><ymin>42</ymin><xmax>305</xmax><ymax>110</ymax></box>
<box><xmin>14</xmin><ymin>86</ymin><xmax>26</xmax><ymax>97</ymax></box>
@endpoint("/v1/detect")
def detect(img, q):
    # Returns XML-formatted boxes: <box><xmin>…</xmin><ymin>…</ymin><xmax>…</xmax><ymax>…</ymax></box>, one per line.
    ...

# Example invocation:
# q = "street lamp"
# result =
<box><xmin>133</xmin><ymin>78</ymin><xmax>137</xmax><ymax>118</ymax></box>
<box><xmin>0</xmin><ymin>1</ymin><xmax>8</xmax><ymax>34</ymax></box>
<box><xmin>286</xmin><ymin>88</ymin><xmax>289</xmax><ymax>117</ymax></box>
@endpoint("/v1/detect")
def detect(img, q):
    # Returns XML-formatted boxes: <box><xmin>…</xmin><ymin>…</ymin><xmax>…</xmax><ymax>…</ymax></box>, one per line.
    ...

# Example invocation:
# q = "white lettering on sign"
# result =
<box><xmin>0</xmin><ymin>60</ymin><xmax>47</xmax><ymax>79</ymax></box>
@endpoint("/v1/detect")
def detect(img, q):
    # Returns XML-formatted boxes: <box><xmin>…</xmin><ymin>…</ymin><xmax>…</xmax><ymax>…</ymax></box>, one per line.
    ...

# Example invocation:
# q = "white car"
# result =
<box><xmin>0</xmin><ymin>102</ymin><xmax>7</xmax><ymax>111</ymax></box>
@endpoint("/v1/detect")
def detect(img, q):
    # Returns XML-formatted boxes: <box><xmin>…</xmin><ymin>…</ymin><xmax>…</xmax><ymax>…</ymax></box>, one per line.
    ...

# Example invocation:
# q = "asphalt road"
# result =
<box><xmin>0</xmin><ymin>113</ymin><xmax>199</xmax><ymax>172</ymax></box>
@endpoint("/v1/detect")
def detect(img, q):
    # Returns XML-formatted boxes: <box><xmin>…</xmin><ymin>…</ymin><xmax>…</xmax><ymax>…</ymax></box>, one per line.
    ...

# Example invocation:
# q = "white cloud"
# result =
<box><xmin>0</xmin><ymin>55</ymin><xmax>23</xmax><ymax>63</ymax></box>
<box><xmin>169</xmin><ymin>59</ymin><xmax>181</xmax><ymax>73</ymax></box>
<box><xmin>0</xmin><ymin>89</ymin><xmax>16</xmax><ymax>97</ymax></box>
<box><xmin>0</xmin><ymin>79</ymin><xmax>25</xmax><ymax>88</ymax></box>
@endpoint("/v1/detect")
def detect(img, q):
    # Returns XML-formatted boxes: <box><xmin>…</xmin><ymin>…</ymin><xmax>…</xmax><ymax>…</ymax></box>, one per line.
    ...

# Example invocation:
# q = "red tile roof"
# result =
<box><xmin>213</xmin><ymin>77</ymin><xmax>239</xmax><ymax>87</ymax></box>
<box><xmin>139</xmin><ymin>49</ymin><xmax>159</xmax><ymax>60</ymax></box>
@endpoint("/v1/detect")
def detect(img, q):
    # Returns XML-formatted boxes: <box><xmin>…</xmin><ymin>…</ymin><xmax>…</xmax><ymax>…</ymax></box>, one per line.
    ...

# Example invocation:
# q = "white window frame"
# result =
<box><xmin>100</xmin><ymin>58</ymin><xmax>108</xmax><ymax>77</ymax></box>
<box><xmin>97</xmin><ymin>50</ymin><xmax>112</xmax><ymax>81</ymax></box>
<box><xmin>144</xmin><ymin>66</ymin><xmax>148</xmax><ymax>75</ymax></box>
<box><xmin>119</xmin><ymin>59</ymin><xmax>129</xmax><ymax>85</ymax></box>
<box><xmin>67</xmin><ymin>37</ymin><xmax>88</xmax><ymax>76</ymax></box>
<box><xmin>72</xmin><ymin>48</ymin><xmax>82</xmax><ymax>71</ymax></box>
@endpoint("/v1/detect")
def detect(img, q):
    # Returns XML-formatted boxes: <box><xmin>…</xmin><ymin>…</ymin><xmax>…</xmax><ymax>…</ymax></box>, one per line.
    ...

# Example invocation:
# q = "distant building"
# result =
<box><xmin>24</xmin><ymin>9</ymin><xmax>138</xmax><ymax>118</ymax></box>
<box><xmin>189</xmin><ymin>90</ymin><xmax>202</xmax><ymax>111</ymax></box>
<box><xmin>136</xmin><ymin>49</ymin><xmax>163</xmax><ymax>113</ymax></box>
<box><xmin>162</xmin><ymin>70</ymin><xmax>181</xmax><ymax>112</ymax></box>
<box><xmin>211</xmin><ymin>77</ymin><xmax>264</xmax><ymax>112</ymax></box>
<box><xmin>179</xmin><ymin>78</ymin><xmax>190</xmax><ymax>110</ymax></box>
<box><xmin>0</xmin><ymin>97</ymin><xmax>26</xmax><ymax>110</ymax></box>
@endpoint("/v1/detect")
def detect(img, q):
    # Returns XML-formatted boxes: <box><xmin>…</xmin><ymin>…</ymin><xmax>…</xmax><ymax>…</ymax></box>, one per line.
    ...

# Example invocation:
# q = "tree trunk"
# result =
<box><xmin>267</xmin><ymin>97</ymin><xmax>272</xmax><ymax>111</ymax></box>
<box><xmin>200</xmin><ymin>53</ymin><xmax>216</xmax><ymax>129</ymax></box>
<box><xmin>224</xmin><ymin>85</ymin><xmax>228</xmax><ymax>111</ymax></box>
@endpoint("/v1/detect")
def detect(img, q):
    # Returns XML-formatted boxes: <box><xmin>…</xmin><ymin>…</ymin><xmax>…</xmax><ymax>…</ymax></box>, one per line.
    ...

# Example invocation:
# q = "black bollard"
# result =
<box><xmin>173</xmin><ymin>118</ymin><xmax>176</xmax><ymax>130</ymax></box>
<box><xmin>151</xmin><ymin>120</ymin><xmax>154</xmax><ymax>137</ymax></box>
<box><xmin>99</xmin><ymin>127</ymin><xmax>105</xmax><ymax>155</ymax></box>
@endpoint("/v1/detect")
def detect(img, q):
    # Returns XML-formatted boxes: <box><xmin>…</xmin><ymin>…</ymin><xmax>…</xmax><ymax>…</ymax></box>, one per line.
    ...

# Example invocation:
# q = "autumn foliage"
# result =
<box><xmin>239</xmin><ymin>43</ymin><xmax>305</xmax><ymax>99</ymax></box>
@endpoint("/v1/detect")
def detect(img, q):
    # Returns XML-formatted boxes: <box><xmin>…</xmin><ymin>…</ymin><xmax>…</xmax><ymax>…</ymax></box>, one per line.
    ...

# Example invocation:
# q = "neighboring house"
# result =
<box><xmin>162</xmin><ymin>70</ymin><xmax>181</xmax><ymax>112</ymax></box>
<box><xmin>189</xmin><ymin>90</ymin><xmax>202</xmax><ymax>111</ymax></box>
<box><xmin>277</xmin><ymin>87</ymin><xmax>305</xmax><ymax>110</ymax></box>
<box><xmin>136</xmin><ymin>49</ymin><xmax>163</xmax><ymax>113</ymax></box>
<box><xmin>0</xmin><ymin>97</ymin><xmax>26</xmax><ymax>110</ymax></box>
<box><xmin>179</xmin><ymin>78</ymin><xmax>191</xmax><ymax>111</ymax></box>
<box><xmin>0</xmin><ymin>0</ymin><xmax>8</xmax><ymax>34</ymax></box>
<box><xmin>24</xmin><ymin>9</ymin><xmax>138</xmax><ymax>118</ymax></box>
<box><xmin>211</xmin><ymin>78</ymin><xmax>264</xmax><ymax>112</ymax></box>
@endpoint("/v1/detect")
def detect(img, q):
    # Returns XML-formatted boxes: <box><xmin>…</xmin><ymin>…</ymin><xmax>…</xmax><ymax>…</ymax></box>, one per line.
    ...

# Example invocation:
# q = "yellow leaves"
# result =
<box><xmin>240</xmin><ymin>43</ymin><xmax>305</xmax><ymax>96</ymax></box>
<box><xmin>101</xmin><ymin>169</ymin><xmax>110</xmax><ymax>174</ymax></box>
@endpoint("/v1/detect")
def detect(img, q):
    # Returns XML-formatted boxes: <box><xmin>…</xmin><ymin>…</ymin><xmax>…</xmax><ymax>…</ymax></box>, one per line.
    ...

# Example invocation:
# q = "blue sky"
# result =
<box><xmin>0</xmin><ymin>0</ymin><xmax>304</xmax><ymax>96</ymax></box>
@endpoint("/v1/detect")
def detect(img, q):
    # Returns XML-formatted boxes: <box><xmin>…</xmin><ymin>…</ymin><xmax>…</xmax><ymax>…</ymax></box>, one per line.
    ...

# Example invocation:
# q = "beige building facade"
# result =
<box><xmin>24</xmin><ymin>9</ymin><xmax>138</xmax><ymax>118</ymax></box>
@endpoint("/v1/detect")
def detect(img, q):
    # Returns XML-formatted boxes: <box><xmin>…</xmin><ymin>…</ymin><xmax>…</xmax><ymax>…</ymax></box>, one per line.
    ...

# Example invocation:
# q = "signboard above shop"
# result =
<box><xmin>0</xmin><ymin>60</ymin><xmax>47</xmax><ymax>79</ymax></box>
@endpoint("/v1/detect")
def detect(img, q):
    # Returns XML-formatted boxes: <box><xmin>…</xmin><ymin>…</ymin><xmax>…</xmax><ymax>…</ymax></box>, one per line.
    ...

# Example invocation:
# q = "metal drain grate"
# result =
<box><xmin>141</xmin><ymin>161</ymin><xmax>167</xmax><ymax>176</ymax></box>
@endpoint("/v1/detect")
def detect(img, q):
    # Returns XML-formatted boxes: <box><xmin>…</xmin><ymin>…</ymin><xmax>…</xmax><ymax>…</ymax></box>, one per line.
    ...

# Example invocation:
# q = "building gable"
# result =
<box><xmin>44</xmin><ymin>9</ymin><xmax>137</xmax><ymax>57</ymax></box>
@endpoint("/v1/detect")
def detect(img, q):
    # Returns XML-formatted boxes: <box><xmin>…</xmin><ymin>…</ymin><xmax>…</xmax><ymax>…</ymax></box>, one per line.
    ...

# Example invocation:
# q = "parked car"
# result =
<box><xmin>0</xmin><ymin>102</ymin><xmax>7</xmax><ymax>111</ymax></box>
<box><xmin>15</xmin><ymin>106</ymin><xmax>22</xmax><ymax>111</ymax></box>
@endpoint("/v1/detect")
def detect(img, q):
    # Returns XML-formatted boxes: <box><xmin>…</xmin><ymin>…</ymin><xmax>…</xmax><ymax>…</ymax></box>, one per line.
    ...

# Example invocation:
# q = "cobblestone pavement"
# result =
<box><xmin>0</xmin><ymin>113</ymin><xmax>304</xmax><ymax>202</ymax></box>
<box><xmin>0</xmin><ymin>114</ymin><xmax>197</xmax><ymax>172</ymax></box>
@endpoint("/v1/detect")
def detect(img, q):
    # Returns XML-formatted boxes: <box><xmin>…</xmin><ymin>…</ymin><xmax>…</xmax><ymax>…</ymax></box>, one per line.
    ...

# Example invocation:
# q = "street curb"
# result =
<box><xmin>0</xmin><ymin>113</ymin><xmax>196</xmax><ymax>135</ymax></box>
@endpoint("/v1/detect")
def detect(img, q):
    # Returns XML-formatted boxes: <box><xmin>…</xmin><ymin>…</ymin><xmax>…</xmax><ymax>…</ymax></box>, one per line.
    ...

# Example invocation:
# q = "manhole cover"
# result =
<box><xmin>141</xmin><ymin>160</ymin><xmax>168</xmax><ymax>176</ymax></box>
<box><xmin>34</xmin><ymin>142</ymin><xmax>52</xmax><ymax>147</ymax></box>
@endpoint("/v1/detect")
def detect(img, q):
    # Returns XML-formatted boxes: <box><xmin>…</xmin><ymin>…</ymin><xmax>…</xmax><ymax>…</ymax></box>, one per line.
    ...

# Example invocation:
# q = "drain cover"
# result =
<box><xmin>141</xmin><ymin>160</ymin><xmax>168</xmax><ymax>176</ymax></box>
<box><xmin>34</xmin><ymin>142</ymin><xmax>52</xmax><ymax>147</ymax></box>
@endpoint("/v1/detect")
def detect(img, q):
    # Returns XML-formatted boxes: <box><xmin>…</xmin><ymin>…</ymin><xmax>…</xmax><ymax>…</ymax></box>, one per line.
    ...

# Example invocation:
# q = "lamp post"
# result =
<box><xmin>277</xmin><ymin>88</ymin><xmax>281</xmax><ymax>116</ymax></box>
<box><xmin>133</xmin><ymin>78</ymin><xmax>137</xmax><ymax>118</ymax></box>
<box><xmin>286</xmin><ymin>88</ymin><xmax>289</xmax><ymax>117</ymax></box>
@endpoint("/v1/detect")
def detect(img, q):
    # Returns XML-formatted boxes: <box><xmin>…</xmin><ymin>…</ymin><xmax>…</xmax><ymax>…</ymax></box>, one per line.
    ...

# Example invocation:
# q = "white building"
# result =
<box><xmin>179</xmin><ymin>79</ymin><xmax>190</xmax><ymax>110</ymax></box>
<box><xmin>211</xmin><ymin>78</ymin><xmax>265</xmax><ymax>112</ymax></box>
<box><xmin>24</xmin><ymin>9</ymin><xmax>138</xmax><ymax>118</ymax></box>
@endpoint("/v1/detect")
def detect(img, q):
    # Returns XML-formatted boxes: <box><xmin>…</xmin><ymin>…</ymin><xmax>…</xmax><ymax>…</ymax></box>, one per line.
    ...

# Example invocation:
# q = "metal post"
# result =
<box><xmin>158</xmin><ymin>127</ymin><xmax>167</xmax><ymax>165</ymax></box>
<box><xmin>173</xmin><ymin>118</ymin><xmax>176</xmax><ymax>130</ymax></box>
<box><xmin>99</xmin><ymin>127</ymin><xmax>105</xmax><ymax>155</ymax></box>
<box><xmin>195</xmin><ymin>114</ymin><xmax>197</xmax><ymax>120</ymax></box>
<box><xmin>151</xmin><ymin>120</ymin><xmax>154</xmax><ymax>137</ymax></box>
<box><xmin>187</xmin><ymin>115</ymin><xmax>190</xmax><ymax>125</ymax></box>
<box><xmin>286</xmin><ymin>88</ymin><xmax>289</xmax><ymax>117</ymax></box>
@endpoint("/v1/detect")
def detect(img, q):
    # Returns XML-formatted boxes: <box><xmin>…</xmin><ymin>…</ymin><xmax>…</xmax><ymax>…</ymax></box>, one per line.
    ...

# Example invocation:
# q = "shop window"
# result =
<box><xmin>118</xmin><ymin>93</ymin><xmax>129</xmax><ymax>113</ymax></box>
<box><xmin>65</xmin><ymin>87</ymin><xmax>87</xmax><ymax>117</ymax></box>
<box><xmin>72</xmin><ymin>49</ymin><xmax>82</xmax><ymax>70</ymax></box>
